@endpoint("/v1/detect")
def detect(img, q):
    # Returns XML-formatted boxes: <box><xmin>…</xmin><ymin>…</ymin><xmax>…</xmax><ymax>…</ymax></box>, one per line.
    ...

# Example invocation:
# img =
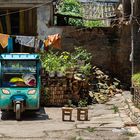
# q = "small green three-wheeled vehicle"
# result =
<box><xmin>0</xmin><ymin>53</ymin><xmax>41</xmax><ymax>120</ymax></box>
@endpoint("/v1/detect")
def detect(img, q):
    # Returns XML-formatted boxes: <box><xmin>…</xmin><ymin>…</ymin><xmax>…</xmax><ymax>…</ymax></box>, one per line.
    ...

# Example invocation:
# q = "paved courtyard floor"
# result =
<box><xmin>0</xmin><ymin>92</ymin><xmax>140</xmax><ymax>140</ymax></box>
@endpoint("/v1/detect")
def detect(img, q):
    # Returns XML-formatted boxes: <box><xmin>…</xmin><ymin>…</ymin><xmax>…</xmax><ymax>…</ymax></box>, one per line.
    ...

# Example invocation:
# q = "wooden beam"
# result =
<box><xmin>0</xmin><ymin>19</ymin><xmax>3</xmax><ymax>33</ymax></box>
<box><xmin>28</xmin><ymin>10</ymin><xmax>33</xmax><ymax>34</ymax></box>
<box><xmin>0</xmin><ymin>0</ymin><xmax>52</xmax><ymax>4</ymax></box>
<box><xmin>6</xmin><ymin>10</ymin><xmax>11</xmax><ymax>34</ymax></box>
<box><xmin>19</xmin><ymin>11</ymin><xmax>25</xmax><ymax>34</ymax></box>
<box><xmin>0</xmin><ymin>0</ymin><xmax>52</xmax><ymax>8</ymax></box>
<box><xmin>32</xmin><ymin>9</ymin><xmax>37</xmax><ymax>35</ymax></box>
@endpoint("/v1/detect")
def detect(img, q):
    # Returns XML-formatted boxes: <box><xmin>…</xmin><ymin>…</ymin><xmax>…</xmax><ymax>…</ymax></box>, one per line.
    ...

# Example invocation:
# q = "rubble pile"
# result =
<box><xmin>89</xmin><ymin>66</ymin><xmax>122</xmax><ymax>104</ymax></box>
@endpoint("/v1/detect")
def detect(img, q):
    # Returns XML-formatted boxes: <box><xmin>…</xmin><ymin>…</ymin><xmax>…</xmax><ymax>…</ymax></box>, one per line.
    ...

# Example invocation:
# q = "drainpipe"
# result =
<box><xmin>130</xmin><ymin>0</ymin><xmax>134</xmax><ymax>95</ymax></box>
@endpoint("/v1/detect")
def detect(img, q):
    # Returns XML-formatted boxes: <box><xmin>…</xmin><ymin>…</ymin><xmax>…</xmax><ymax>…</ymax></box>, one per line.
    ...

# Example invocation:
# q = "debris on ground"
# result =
<box><xmin>88</xmin><ymin>66</ymin><xmax>123</xmax><ymax>104</ymax></box>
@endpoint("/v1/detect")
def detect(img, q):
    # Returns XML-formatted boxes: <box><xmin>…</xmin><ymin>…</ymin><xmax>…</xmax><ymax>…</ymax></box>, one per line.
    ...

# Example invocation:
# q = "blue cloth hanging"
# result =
<box><xmin>7</xmin><ymin>37</ymin><xmax>13</xmax><ymax>53</ymax></box>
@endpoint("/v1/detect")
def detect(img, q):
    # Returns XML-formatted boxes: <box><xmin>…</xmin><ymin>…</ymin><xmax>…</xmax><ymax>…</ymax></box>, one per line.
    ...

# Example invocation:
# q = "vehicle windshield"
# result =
<box><xmin>2</xmin><ymin>60</ymin><xmax>37</xmax><ymax>87</ymax></box>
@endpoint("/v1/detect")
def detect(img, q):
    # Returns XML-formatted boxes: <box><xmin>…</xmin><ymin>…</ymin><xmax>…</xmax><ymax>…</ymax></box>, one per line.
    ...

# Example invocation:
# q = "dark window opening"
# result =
<box><xmin>11</xmin><ymin>12</ymin><xmax>19</xmax><ymax>35</ymax></box>
<box><xmin>0</xmin><ymin>9</ymin><xmax>37</xmax><ymax>36</ymax></box>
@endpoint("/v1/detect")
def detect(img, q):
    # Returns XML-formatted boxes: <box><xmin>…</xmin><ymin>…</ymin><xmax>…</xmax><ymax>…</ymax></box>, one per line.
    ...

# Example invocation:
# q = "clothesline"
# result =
<box><xmin>0</xmin><ymin>33</ymin><xmax>61</xmax><ymax>50</ymax></box>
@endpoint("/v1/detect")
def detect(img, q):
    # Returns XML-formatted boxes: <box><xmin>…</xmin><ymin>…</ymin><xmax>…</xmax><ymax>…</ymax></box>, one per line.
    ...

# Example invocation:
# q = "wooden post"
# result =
<box><xmin>28</xmin><ymin>10</ymin><xmax>33</xmax><ymax>35</ymax></box>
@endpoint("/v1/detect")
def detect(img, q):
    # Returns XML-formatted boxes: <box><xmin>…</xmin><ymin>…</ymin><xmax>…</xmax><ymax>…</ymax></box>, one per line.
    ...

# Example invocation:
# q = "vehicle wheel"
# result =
<box><xmin>15</xmin><ymin>103</ymin><xmax>21</xmax><ymax>121</ymax></box>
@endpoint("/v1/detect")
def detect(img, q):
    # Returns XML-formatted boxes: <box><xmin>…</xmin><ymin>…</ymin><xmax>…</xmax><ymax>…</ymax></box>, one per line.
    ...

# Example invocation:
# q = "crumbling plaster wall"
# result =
<box><xmin>37</xmin><ymin>6</ymin><xmax>131</xmax><ymax>85</ymax></box>
<box><xmin>37</xmin><ymin>5</ymin><xmax>62</xmax><ymax>40</ymax></box>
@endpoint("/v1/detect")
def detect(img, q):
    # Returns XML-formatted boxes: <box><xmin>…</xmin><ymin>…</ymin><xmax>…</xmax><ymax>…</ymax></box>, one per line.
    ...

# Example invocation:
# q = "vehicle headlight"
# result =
<box><xmin>28</xmin><ymin>89</ymin><xmax>36</xmax><ymax>94</ymax></box>
<box><xmin>2</xmin><ymin>89</ymin><xmax>10</xmax><ymax>94</ymax></box>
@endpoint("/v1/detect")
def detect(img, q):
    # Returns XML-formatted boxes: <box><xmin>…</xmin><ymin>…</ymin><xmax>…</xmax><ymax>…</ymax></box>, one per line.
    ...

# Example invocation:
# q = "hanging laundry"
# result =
<box><xmin>44</xmin><ymin>34</ymin><xmax>61</xmax><ymax>49</ymax></box>
<box><xmin>39</xmin><ymin>40</ymin><xmax>45</xmax><ymax>52</ymax></box>
<box><xmin>34</xmin><ymin>39</ymin><xmax>40</xmax><ymax>52</ymax></box>
<box><xmin>0</xmin><ymin>33</ymin><xmax>9</xmax><ymax>48</ymax></box>
<box><xmin>15</xmin><ymin>36</ymin><xmax>35</xmax><ymax>48</ymax></box>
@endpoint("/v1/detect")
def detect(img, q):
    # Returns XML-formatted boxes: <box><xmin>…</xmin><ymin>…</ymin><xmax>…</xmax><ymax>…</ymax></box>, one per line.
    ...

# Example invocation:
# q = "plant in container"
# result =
<box><xmin>64</xmin><ymin>99</ymin><xmax>74</xmax><ymax>108</ymax></box>
<box><xmin>78</xmin><ymin>99</ymin><xmax>88</xmax><ymax>108</ymax></box>
<box><xmin>77</xmin><ymin>99</ymin><xmax>88</xmax><ymax>121</ymax></box>
<box><xmin>57</xmin><ymin>66</ymin><xmax>67</xmax><ymax>77</ymax></box>
<box><xmin>65</xmin><ymin>61</ymin><xmax>75</xmax><ymax>79</ymax></box>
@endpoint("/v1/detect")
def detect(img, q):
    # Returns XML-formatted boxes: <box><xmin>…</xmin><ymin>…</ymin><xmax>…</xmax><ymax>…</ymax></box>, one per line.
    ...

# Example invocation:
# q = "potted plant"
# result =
<box><xmin>64</xmin><ymin>99</ymin><xmax>74</xmax><ymax>108</ymax></box>
<box><xmin>65</xmin><ymin>61</ymin><xmax>75</xmax><ymax>79</ymax></box>
<box><xmin>57</xmin><ymin>65</ymin><xmax>67</xmax><ymax>77</ymax></box>
<box><xmin>62</xmin><ymin>100</ymin><xmax>74</xmax><ymax>121</ymax></box>
<box><xmin>77</xmin><ymin>99</ymin><xmax>89</xmax><ymax>121</ymax></box>
<box><xmin>78</xmin><ymin>99</ymin><xmax>88</xmax><ymax>108</ymax></box>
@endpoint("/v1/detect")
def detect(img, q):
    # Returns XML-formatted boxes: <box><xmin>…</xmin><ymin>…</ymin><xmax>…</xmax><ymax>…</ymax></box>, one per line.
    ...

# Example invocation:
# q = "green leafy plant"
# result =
<box><xmin>60</xmin><ymin>51</ymin><xmax>76</xmax><ymax>71</ymax></box>
<box><xmin>132</xmin><ymin>73</ymin><xmax>140</xmax><ymax>86</ymax></box>
<box><xmin>78</xmin><ymin>99</ymin><xmax>88</xmax><ymax>107</ymax></box>
<box><xmin>111</xmin><ymin>105</ymin><xmax>119</xmax><ymax>114</ymax></box>
<box><xmin>72</xmin><ymin>47</ymin><xmax>92</xmax><ymax>63</ymax></box>
<box><xmin>79</xmin><ymin>63</ymin><xmax>91</xmax><ymax>76</ymax></box>
<box><xmin>84</xmin><ymin>20</ymin><xmax>105</xmax><ymax>28</ymax></box>
<box><xmin>64</xmin><ymin>99</ymin><xmax>75</xmax><ymax>107</ymax></box>
<box><xmin>60</xmin><ymin>51</ymin><xmax>71</xmax><ymax>62</ymax></box>
<box><xmin>57</xmin><ymin>0</ymin><xmax>82</xmax><ymax>17</ymax></box>
<box><xmin>41</xmin><ymin>51</ymin><xmax>61</xmax><ymax>73</ymax></box>
<box><xmin>40</xmin><ymin>48</ymin><xmax>92</xmax><ymax>78</ymax></box>
<box><xmin>57</xmin><ymin>0</ymin><xmax>83</xmax><ymax>26</ymax></box>
<box><xmin>86</xmin><ymin>127</ymin><xmax>96</xmax><ymax>132</ymax></box>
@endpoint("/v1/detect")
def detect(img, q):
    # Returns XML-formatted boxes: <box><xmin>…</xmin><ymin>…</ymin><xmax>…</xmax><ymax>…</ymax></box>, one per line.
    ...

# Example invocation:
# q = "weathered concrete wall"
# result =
<box><xmin>115</xmin><ymin>25</ymin><xmax>131</xmax><ymax>85</ymax></box>
<box><xmin>37</xmin><ymin>5</ymin><xmax>62</xmax><ymax>40</ymax></box>
<box><xmin>133</xmin><ymin>0</ymin><xmax>140</xmax><ymax>74</ymax></box>
<box><xmin>133</xmin><ymin>23</ymin><xmax>140</xmax><ymax>74</ymax></box>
